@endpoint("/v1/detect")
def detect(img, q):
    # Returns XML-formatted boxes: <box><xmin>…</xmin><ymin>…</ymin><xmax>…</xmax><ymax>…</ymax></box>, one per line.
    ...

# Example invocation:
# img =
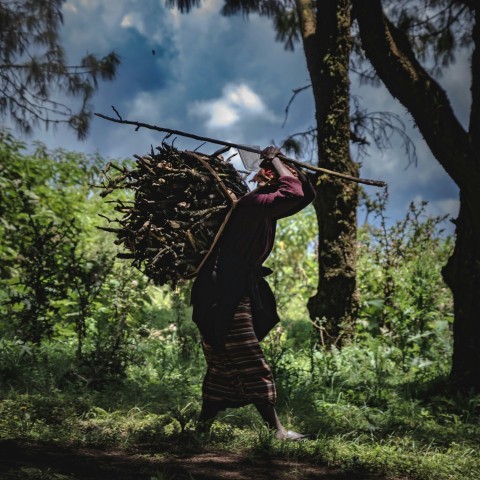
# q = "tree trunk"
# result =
<box><xmin>354</xmin><ymin>0</ymin><xmax>480</xmax><ymax>390</ymax></box>
<box><xmin>443</xmin><ymin>196</ymin><xmax>480</xmax><ymax>391</ymax></box>
<box><xmin>296</xmin><ymin>0</ymin><xmax>359</xmax><ymax>346</ymax></box>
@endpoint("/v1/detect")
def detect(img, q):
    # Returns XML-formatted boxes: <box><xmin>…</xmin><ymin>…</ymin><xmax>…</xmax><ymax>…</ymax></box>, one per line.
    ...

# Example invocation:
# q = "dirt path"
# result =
<box><xmin>0</xmin><ymin>439</ymin><xmax>386</xmax><ymax>480</ymax></box>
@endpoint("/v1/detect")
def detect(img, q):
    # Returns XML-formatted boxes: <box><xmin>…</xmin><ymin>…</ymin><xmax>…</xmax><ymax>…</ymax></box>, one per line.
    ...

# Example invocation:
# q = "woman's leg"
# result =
<box><xmin>255</xmin><ymin>403</ymin><xmax>306</xmax><ymax>440</ymax></box>
<box><xmin>199</xmin><ymin>400</ymin><xmax>221</xmax><ymax>422</ymax></box>
<box><xmin>254</xmin><ymin>403</ymin><xmax>285</xmax><ymax>432</ymax></box>
<box><xmin>196</xmin><ymin>400</ymin><xmax>221</xmax><ymax>432</ymax></box>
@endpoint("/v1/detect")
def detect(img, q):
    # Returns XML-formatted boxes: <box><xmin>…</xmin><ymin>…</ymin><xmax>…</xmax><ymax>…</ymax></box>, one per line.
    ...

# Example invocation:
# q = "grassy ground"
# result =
<box><xmin>0</xmin><ymin>336</ymin><xmax>479</xmax><ymax>480</ymax></box>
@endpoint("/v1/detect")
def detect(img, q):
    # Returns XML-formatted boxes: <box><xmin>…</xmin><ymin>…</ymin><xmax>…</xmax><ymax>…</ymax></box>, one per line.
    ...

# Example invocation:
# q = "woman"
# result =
<box><xmin>190</xmin><ymin>146</ymin><xmax>315</xmax><ymax>439</ymax></box>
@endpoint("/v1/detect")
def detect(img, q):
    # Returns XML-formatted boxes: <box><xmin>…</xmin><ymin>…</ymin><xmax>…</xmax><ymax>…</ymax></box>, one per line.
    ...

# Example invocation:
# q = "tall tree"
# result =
<box><xmin>294</xmin><ymin>0</ymin><xmax>359</xmax><ymax>346</ymax></box>
<box><xmin>0</xmin><ymin>0</ymin><xmax>120</xmax><ymax>139</ymax></box>
<box><xmin>171</xmin><ymin>0</ymin><xmax>360</xmax><ymax>347</ymax></box>
<box><xmin>353</xmin><ymin>0</ymin><xmax>480</xmax><ymax>390</ymax></box>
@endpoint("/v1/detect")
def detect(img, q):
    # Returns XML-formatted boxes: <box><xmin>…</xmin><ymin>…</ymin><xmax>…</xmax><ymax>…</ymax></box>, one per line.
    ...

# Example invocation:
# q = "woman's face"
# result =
<box><xmin>252</xmin><ymin>167</ymin><xmax>278</xmax><ymax>187</ymax></box>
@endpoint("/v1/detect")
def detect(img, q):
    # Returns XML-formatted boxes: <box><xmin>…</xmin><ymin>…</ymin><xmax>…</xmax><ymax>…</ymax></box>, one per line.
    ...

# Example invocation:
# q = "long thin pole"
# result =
<box><xmin>95</xmin><ymin>111</ymin><xmax>387</xmax><ymax>188</ymax></box>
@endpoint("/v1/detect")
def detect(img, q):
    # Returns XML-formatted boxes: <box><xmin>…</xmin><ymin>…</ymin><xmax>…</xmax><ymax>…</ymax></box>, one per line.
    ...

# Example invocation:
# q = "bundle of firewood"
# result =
<box><xmin>98</xmin><ymin>143</ymin><xmax>248</xmax><ymax>287</ymax></box>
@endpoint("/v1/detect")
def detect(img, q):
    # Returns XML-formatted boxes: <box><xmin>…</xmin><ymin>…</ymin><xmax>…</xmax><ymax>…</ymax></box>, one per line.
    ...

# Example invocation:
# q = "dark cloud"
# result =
<box><xmin>19</xmin><ymin>0</ymin><xmax>467</xmax><ymax>231</ymax></box>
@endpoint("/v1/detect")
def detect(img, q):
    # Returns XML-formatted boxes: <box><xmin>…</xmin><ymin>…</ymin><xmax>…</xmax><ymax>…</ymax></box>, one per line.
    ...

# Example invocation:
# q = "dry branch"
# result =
<box><xmin>95</xmin><ymin>111</ymin><xmax>387</xmax><ymax>188</ymax></box>
<box><xmin>97</xmin><ymin>143</ymin><xmax>248</xmax><ymax>287</ymax></box>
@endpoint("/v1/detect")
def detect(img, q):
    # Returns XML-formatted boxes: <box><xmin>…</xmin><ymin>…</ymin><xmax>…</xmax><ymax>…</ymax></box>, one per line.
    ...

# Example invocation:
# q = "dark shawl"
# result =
<box><xmin>190</xmin><ymin>174</ymin><xmax>315</xmax><ymax>352</ymax></box>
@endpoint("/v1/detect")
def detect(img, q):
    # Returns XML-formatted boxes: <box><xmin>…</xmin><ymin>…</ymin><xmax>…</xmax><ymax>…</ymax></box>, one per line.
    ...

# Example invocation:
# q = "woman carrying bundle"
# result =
<box><xmin>190</xmin><ymin>146</ymin><xmax>315</xmax><ymax>440</ymax></box>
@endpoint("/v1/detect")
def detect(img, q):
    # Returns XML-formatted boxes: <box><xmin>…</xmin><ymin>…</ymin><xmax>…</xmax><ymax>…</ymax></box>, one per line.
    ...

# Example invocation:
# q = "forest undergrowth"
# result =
<box><xmin>1</xmin><ymin>133</ymin><xmax>479</xmax><ymax>480</ymax></box>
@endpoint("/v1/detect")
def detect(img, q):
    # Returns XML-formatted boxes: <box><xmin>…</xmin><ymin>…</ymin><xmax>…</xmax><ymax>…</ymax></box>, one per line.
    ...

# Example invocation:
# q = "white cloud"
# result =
<box><xmin>129</xmin><ymin>91</ymin><xmax>163</xmax><ymax>122</ymax></box>
<box><xmin>440</xmin><ymin>48</ymin><xmax>471</xmax><ymax>129</ymax></box>
<box><xmin>226</xmin><ymin>84</ymin><xmax>264</xmax><ymax>112</ymax></box>
<box><xmin>199</xmin><ymin>102</ymin><xmax>240</xmax><ymax>128</ymax></box>
<box><xmin>189</xmin><ymin>83</ymin><xmax>275</xmax><ymax>129</ymax></box>
<box><xmin>120</xmin><ymin>13</ymin><xmax>145</xmax><ymax>35</ymax></box>
<box><xmin>25</xmin><ymin>0</ymin><xmax>467</xmax><ymax>228</ymax></box>
<box><xmin>120</xmin><ymin>13</ymin><xmax>133</xmax><ymax>27</ymax></box>
<box><xmin>63</xmin><ymin>3</ymin><xmax>78</xmax><ymax>13</ymax></box>
<box><xmin>428</xmin><ymin>198</ymin><xmax>460</xmax><ymax>219</ymax></box>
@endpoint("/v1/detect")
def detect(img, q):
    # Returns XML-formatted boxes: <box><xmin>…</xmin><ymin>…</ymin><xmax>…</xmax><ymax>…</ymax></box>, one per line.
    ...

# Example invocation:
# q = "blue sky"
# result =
<box><xmin>10</xmin><ymin>0</ymin><xmax>471</xmax><ymax>231</ymax></box>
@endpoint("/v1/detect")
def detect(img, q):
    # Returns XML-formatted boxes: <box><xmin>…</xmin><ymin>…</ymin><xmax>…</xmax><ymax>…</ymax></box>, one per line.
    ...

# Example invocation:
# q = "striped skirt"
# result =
<box><xmin>201</xmin><ymin>296</ymin><xmax>276</xmax><ymax>409</ymax></box>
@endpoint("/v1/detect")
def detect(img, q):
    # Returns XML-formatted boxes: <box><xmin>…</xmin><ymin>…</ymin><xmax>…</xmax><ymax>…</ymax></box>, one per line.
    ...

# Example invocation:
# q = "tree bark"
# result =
<box><xmin>443</xmin><ymin>196</ymin><xmax>480</xmax><ymax>391</ymax></box>
<box><xmin>444</xmin><ymin>5</ymin><xmax>480</xmax><ymax>391</ymax></box>
<box><xmin>354</xmin><ymin>0</ymin><xmax>480</xmax><ymax>390</ymax></box>
<box><xmin>296</xmin><ymin>0</ymin><xmax>359</xmax><ymax>346</ymax></box>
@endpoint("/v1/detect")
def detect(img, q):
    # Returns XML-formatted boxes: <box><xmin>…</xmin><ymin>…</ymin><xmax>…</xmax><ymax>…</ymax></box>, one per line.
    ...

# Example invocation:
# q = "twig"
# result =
<box><xmin>95</xmin><ymin>111</ymin><xmax>387</xmax><ymax>188</ymax></box>
<box><xmin>282</xmin><ymin>84</ymin><xmax>311</xmax><ymax>128</ymax></box>
<box><xmin>111</xmin><ymin>105</ymin><xmax>123</xmax><ymax>121</ymax></box>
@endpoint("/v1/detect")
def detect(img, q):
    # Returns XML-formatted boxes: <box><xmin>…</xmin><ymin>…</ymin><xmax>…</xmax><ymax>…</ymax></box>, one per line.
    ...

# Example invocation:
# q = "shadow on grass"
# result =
<box><xmin>0</xmin><ymin>439</ymin><xmax>386</xmax><ymax>480</ymax></box>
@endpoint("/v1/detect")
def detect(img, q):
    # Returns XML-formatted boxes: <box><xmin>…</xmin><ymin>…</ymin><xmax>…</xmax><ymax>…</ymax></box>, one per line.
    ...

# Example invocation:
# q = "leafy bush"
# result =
<box><xmin>2</xmin><ymin>132</ymin><xmax>478</xmax><ymax>479</ymax></box>
<box><xmin>357</xmin><ymin>189</ymin><xmax>453</xmax><ymax>371</ymax></box>
<box><xmin>0</xmin><ymin>131</ymin><xmax>166</xmax><ymax>385</ymax></box>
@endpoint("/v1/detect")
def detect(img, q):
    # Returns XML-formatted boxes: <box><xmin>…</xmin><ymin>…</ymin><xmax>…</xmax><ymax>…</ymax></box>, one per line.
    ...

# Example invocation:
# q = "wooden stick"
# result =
<box><xmin>95</xmin><ymin>111</ymin><xmax>387</xmax><ymax>188</ymax></box>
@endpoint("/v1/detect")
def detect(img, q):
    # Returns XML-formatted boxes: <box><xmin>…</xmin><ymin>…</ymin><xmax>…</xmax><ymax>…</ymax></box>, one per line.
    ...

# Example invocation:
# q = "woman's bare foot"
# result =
<box><xmin>275</xmin><ymin>429</ymin><xmax>307</xmax><ymax>440</ymax></box>
<box><xmin>254</xmin><ymin>404</ymin><xmax>307</xmax><ymax>440</ymax></box>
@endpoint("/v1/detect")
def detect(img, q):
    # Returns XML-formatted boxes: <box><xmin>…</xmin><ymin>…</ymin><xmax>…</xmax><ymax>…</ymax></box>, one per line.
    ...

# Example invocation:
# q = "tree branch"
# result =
<box><xmin>295</xmin><ymin>0</ymin><xmax>317</xmax><ymax>40</ymax></box>
<box><xmin>94</xmin><ymin>111</ymin><xmax>386</xmax><ymax>187</ymax></box>
<box><xmin>282</xmin><ymin>84</ymin><xmax>311</xmax><ymax>127</ymax></box>
<box><xmin>469</xmin><ymin>6</ymin><xmax>480</xmax><ymax>151</ymax></box>
<box><xmin>353</xmin><ymin>0</ymin><xmax>475</xmax><ymax>191</ymax></box>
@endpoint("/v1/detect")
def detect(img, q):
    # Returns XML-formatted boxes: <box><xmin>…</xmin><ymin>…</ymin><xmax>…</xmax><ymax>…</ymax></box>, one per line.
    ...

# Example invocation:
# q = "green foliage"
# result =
<box><xmin>265</xmin><ymin>204</ymin><xmax>316</xmax><ymax>321</ymax></box>
<box><xmin>384</xmin><ymin>0</ymin><xmax>474</xmax><ymax>70</ymax></box>
<box><xmin>357</xmin><ymin>189</ymin><xmax>453</xmax><ymax>371</ymax></box>
<box><xmin>1</xmin><ymin>132</ymin><xmax>478</xmax><ymax>479</ymax></box>
<box><xmin>0</xmin><ymin>131</ymin><xmax>101</xmax><ymax>343</ymax></box>
<box><xmin>0</xmin><ymin>131</ymin><xmax>160</xmax><ymax>385</ymax></box>
<box><xmin>1</xmin><ymin>337</ymin><xmax>479</xmax><ymax>479</ymax></box>
<box><xmin>70</xmin><ymin>263</ymin><xmax>151</xmax><ymax>386</ymax></box>
<box><xmin>0</xmin><ymin>0</ymin><xmax>120</xmax><ymax>138</ymax></box>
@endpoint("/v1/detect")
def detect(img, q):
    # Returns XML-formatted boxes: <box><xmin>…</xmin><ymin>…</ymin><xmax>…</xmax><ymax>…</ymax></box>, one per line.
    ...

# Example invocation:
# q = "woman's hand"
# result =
<box><xmin>260</xmin><ymin>146</ymin><xmax>298</xmax><ymax>179</ymax></box>
<box><xmin>261</xmin><ymin>145</ymin><xmax>282</xmax><ymax>162</ymax></box>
